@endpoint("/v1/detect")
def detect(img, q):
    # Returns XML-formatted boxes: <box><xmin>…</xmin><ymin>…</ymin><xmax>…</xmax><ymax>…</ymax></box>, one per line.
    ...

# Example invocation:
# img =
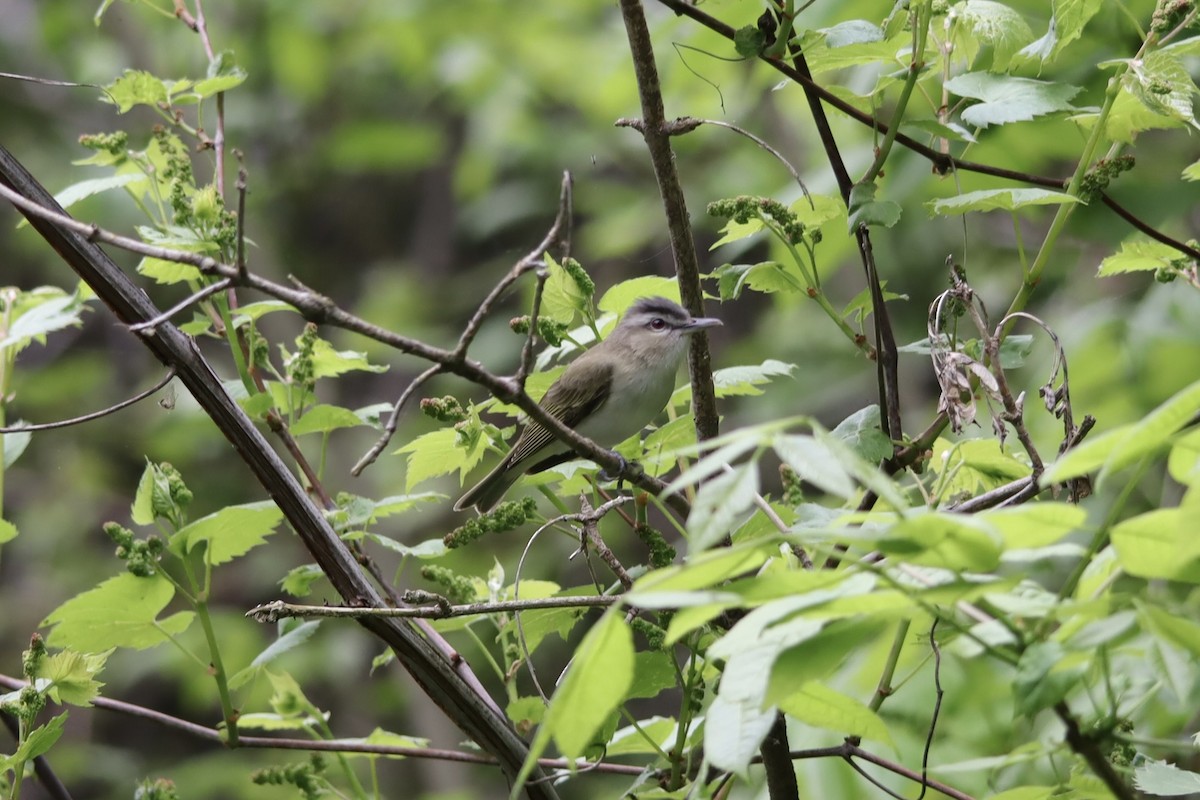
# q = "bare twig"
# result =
<box><xmin>1056</xmin><ymin>701</ymin><xmax>1138</xmax><ymax>800</ymax></box>
<box><xmin>0</xmin><ymin>176</ymin><xmax>688</xmax><ymax>518</ymax></box>
<box><xmin>697</xmin><ymin>118</ymin><xmax>812</xmax><ymax>203</ymax></box>
<box><xmin>780</xmin><ymin>742</ymin><xmax>976</xmax><ymax>800</ymax></box>
<box><xmin>917</xmin><ymin>619</ymin><xmax>943</xmax><ymax>800</ymax></box>
<box><xmin>579</xmin><ymin>496</ymin><xmax>634</xmax><ymax>591</ymax></box>
<box><xmin>0</xmin><ymin>369</ymin><xmax>176</xmax><ymax>433</ymax></box>
<box><xmin>0</xmin><ymin>144</ymin><xmax>559</xmax><ymax>797</ymax></box>
<box><xmin>128</xmin><ymin>278</ymin><xmax>232</xmax><ymax>333</ymax></box>
<box><xmin>248</xmin><ymin>595</ymin><xmax>619</xmax><ymax>623</ymax></box>
<box><xmin>616</xmin><ymin>0</ymin><xmax>720</xmax><ymax>443</ymax></box>
<box><xmin>0</xmin><ymin>674</ymin><xmax>642</xmax><ymax>777</ymax></box>
<box><xmin>516</xmin><ymin>268</ymin><xmax>550</xmax><ymax>390</ymax></box>
<box><xmin>351</xmin><ymin>364</ymin><xmax>441</xmax><ymax>476</ymax></box>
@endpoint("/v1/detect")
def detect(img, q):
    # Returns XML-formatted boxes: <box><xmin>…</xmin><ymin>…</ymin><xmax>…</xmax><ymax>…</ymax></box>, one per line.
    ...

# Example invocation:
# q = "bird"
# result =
<box><xmin>454</xmin><ymin>296</ymin><xmax>721</xmax><ymax>512</ymax></box>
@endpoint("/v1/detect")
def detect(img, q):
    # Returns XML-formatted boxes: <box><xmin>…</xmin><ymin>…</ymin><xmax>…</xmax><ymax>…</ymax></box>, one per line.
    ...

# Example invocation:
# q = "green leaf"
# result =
<box><xmin>630</xmin><ymin>544</ymin><xmax>774</xmax><ymax>598</ymax></box>
<box><xmin>709</xmin><ymin>216</ymin><xmax>766</xmax><ymax>249</ymax></box>
<box><xmin>0</xmin><ymin>519</ymin><xmax>16</xmax><ymax>544</ymax></box>
<box><xmin>1134</xmin><ymin>760</ymin><xmax>1200</xmax><ymax>796</ymax></box>
<box><xmin>598</xmin><ymin>277</ymin><xmax>679</xmax><ymax>315</ymax></box>
<box><xmin>44</xmin><ymin>573</ymin><xmax>194</xmax><ymax>651</ymax></box>
<box><xmin>1111</xmin><ymin>508</ymin><xmax>1200</xmax><ymax>583</ymax></box>
<box><xmin>310</xmin><ymin>338</ymin><xmax>387</xmax><ymax>378</ymax></box>
<box><xmin>953</xmin><ymin>0</ymin><xmax>1034</xmax><ymax>71</ymax></box>
<box><xmin>671</xmin><ymin>359</ymin><xmax>796</xmax><ymax>405</ymax></box>
<box><xmin>1042</xmin><ymin>379</ymin><xmax>1200</xmax><ymax>484</ymax></box>
<box><xmin>848</xmin><ymin>182</ymin><xmax>901</xmax><ymax>230</ymax></box>
<box><xmin>1138</xmin><ymin>603</ymin><xmax>1200</xmax><ymax>659</ymax></box>
<box><xmin>900</xmin><ymin>118</ymin><xmax>978</xmax><ymax>143</ymax></box>
<box><xmin>1013</xmin><ymin>641</ymin><xmax>1086</xmax><ymax>716</ymax></box>
<box><xmin>130</xmin><ymin>460</ymin><xmax>159</xmax><ymax>525</ymax></box>
<box><xmin>713</xmin><ymin>261</ymin><xmax>803</xmax><ymax>300</ymax></box>
<box><xmin>773</xmin><ymin>433</ymin><xmax>856</xmax><ymax>499</ymax></box>
<box><xmin>51</xmin><ymin>173</ymin><xmax>141</xmax><ymax>211</ymax></box>
<box><xmin>0</xmin><ymin>291</ymin><xmax>87</xmax><ymax>351</ymax></box>
<box><xmin>36</xmin><ymin>649</ymin><xmax>109</xmax><ymax>706</ymax></box>
<box><xmin>820</xmin><ymin>20</ymin><xmax>884</xmax><ymax>48</ymax></box>
<box><xmin>15</xmin><ymin>713</ymin><xmax>67</xmax><ymax>762</ymax></box>
<box><xmin>840</xmin><ymin>282</ymin><xmax>908</xmax><ymax>327</ymax></box>
<box><xmin>291</xmin><ymin>404</ymin><xmax>367</xmax><ymax>435</ymax></box>
<box><xmin>101</xmin><ymin>70</ymin><xmax>168</xmax><ymax>113</ymax></box>
<box><xmin>398</xmin><ymin>426</ymin><xmax>493</xmax><ymax>490</ymax></box>
<box><xmin>879</xmin><ymin>512</ymin><xmax>1002</xmax><ymax>571</ymax></box>
<box><xmin>175</xmin><ymin>501</ymin><xmax>283</xmax><ymax>565</ymax></box>
<box><xmin>1020</xmin><ymin>0</ymin><xmax>1102</xmax><ymax>62</ymax></box>
<box><xmin>779</xmin><ymin>680</ymin><xmax>892</xmax><ymax>745</ymax></box>
<box><xmin>136</xmin><ymin>257</ymin><xmax>203</xmax><ymax>285</ymax></box>
<box><xmin>1098</xmin><ymin>240</ymin><xmax>1186</xmax><ymax>276</ymax></box>
<box><xmin>830</xmin><ymin>405</ymin><xmax>893</xmax><ymax>463</ymax></box>
<box><xmin>1184</xmin><ymin>159</ymin><xmax>1200</xmax><ymax>182</ymax></box>
<box><xmin>194</xmin><ymin>51</ymin><xmax>247</xmax><ymax>97</ymax></box>
<box><xmin>540</xmin><ymin>252</ymin><xmax>592</xmax><ymax>324</ymax></box>
<box><xmin>802</xmin><ymin>31</ymin><xmax>909</xmax><ymax>73</ymax></box>
<box><xmin>372</xmin><ymin>493</ymin><xmax>445</xmax><ymax>517</ymax></box>
<box><xmin>628</xmin><ymin>651</ymin><xmax>677</xmax><ymax>700</ymax></box>
<box><xmin>280</xmin><ymin>564</ymin><xmax>325</xmax><ymax>598</ymax></box>
<box><xmin>536</xmin><ymin>611</ymin><xmax>633</xmax><ymax>759</ymax></box>
<box><xmin>704</xmin><ymin>692</ymin><xmax>777</xmax><ymax>776</ymax></box>
<box><xmin>928</xmin><ymin>188</ymin><xmax>1079</xmax><ymax>216</ymax></box>
<box><xmin>945</xmin><ymin>72</ymin><xmax>1081</xmax><ymax>127</ymax></box>
<box><xmin>688</xmin><ymin>462</ymin><xmax>759</xmax><ymax>552</ymax></box>
<box><xmin>229</xmin><ymin>621</ymin><xmax>320</xmax><ymax>690</ymax></box>
<box><xmin>980</xmin><ymin>503</ymin><xmax>1086</xmax><ymax>549</ymax></box>
<box><xmin>1168</xmin><ymin>428</ymin><xmax>1200</xmax><ymax>487</ymax></box>
<box><xmin>2</xmin><ymin>430</ymin><xmax>30</xmax><ymax>470</ymax></box>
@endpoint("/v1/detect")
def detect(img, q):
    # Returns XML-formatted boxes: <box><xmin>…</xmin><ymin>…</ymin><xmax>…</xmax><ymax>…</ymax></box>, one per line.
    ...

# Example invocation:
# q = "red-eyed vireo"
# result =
<box><xmin>454</xmin><ymin>296</ymin><xmax>721</xmax><ymax>512</ymax></box>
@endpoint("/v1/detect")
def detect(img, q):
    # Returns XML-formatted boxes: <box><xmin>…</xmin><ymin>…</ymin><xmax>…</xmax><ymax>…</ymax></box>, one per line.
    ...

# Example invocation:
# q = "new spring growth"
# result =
<box><xmin>509</xmin><ymin>315</ymin><xmax>570</xmax><ymax>346</ymax></box>
<box><xmin>420</xmin><ymin>395</ymin><xmax>468</xmax><ymax>423</ymax></box>
<box><xmin>443</xmin><ymin>496</ymin><xmax>538</xmax><ymax>548</ymax></box>
<box><xmin>287</xmin><ymin>324</ymin><xmax>318</xmax><ymax>393</ymax></box>
<box><xmin>420</xmin><ymin>565</ymin><xmax>478</xmax><ymax>604</ymax></box>
<box><xmin>634</xmin><ymin>522</ymin><xmax>676</xmax><ymax>569</ymax></box>
<box><xmin>1152</xmin><ymin>0</ymin><xmax>1194</xmax><ymax>35</ymax></box>
<box><xmin>79</xmin><ymin>130</ymin><xmax>129</xmax><ymax>157</ymax></box>
<box><xmin>1079</xmin><ymin>155</ymin><xmax>1135</xmax><ymax>201</ymax></box>
<box><xmin>104</xmin><ymin>521</ymin><xmax>165</xmax><ymax>577</ymax></box>
<box><xmin>707</xmin><ymin>195</ymin><xmax>813</xmax><ymax>245</ymax></box>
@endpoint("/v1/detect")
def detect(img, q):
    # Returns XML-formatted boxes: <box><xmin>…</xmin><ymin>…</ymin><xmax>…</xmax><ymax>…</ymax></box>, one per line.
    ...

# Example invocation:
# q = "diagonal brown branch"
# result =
<box><xmin>0</xmin><ymin>141</ymin><xmax>560</xmax><ymax>800</ymax></box>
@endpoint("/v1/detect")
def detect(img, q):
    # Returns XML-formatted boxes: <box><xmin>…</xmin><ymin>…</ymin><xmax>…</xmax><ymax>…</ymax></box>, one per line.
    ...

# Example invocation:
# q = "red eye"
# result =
<box><xmin>649</xmin><ymin>318</ymin><xmax>667</xmax><ymax>331</ymax></box>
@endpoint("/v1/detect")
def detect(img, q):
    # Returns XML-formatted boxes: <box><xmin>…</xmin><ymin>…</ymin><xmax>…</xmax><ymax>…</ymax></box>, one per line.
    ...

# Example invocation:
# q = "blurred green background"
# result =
<box><xmin>2</xmin><ymin>0</ymin><xmax>1198</xmax><ymax>797</ymax></box>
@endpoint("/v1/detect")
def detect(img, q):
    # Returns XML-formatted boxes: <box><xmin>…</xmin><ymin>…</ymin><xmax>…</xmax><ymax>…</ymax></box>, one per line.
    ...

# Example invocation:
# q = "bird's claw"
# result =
<box><xmin>597</xmin><ymin>453</ymin><xmax>642</xmax><ymax>485</ymax></box>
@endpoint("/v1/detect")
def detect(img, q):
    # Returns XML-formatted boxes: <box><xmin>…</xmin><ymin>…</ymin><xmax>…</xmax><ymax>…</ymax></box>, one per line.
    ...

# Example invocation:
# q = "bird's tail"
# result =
<box><xmin>453</xmin><ymin>457</ymin><xmax>524</xmax><ymax>513</ymax></box>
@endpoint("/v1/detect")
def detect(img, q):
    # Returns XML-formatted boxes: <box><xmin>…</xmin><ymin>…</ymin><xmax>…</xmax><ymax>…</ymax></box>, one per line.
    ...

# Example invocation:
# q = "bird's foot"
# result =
<box><xmin>597</xmin><ymin>453</ymin><xmax>642</xmax><ymax>485</ymax></box>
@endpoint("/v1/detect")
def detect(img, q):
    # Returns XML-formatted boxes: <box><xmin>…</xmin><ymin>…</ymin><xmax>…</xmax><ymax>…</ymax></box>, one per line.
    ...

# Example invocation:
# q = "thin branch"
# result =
<box><xmin>0</xmin><ymin>369</ymin><xmax>176</xmax><ymax>433</ymax></box>
<box><xmin>616</xmin><ymin>0</ymin><xmax>720</xmax><ymax>442</ymax></box>
<box><xmin>760</xmin><ymin>714</ymin><xmax>799</xmax><ymax>800</ymax></box>
<box><xmin>1056</xmin><ymin>701</ymin><xmax>1138</xmax><ymax>800</ymax></box>
<box><xmin>128</xmin><ymin>278</ymin><xmax>231</xmax><ymax>333</ymax></box>
<box><xmin>651</xmin><ymin>0</ymin><xmax>1200</xmax><ymax>263</ymax></box>
<box><xmin>452</xmin><ymin>171</ymin><xmax>573</xmax><ymax>361</ymax></box>
<box><xmin>780</xmin><ymin>742</ymin><xmax>976</xmax><ymax>800</ymax></box>
<box><xmin>248</xmin><ymin>595</ymin><xmax>619</xmax><ymax>623</ymax></box>
<box><xmin>516</xmin><ymin>267</ymin><xmax>550</xmax><ymax>391</ymax></box>
<box><xmin>0</xmin><ymin>675</ymin><xmax>642</xmax><ymax>777</ymax></box>
<box><xmin>351</xmin><ymin>364</ymin><xmax>441</xmax><ymax>476</ymax></box>
<box><xmin>0</xmin><ymin>144</ymin><xmax>560</xmax><ymax>798</ymax></box>
<box><xmin>0</xmin><ymin>176</ymin><xmax>688</xmax><ymax>518</ymax></box>
<box><xmin>917</xmin><ymin>619</ymin><xmax>943</xmax><ymax>800</ymax></box>
<box><xmin>579</xmin><ymin>496</ymin><xmax>634</xmax><ymax>591</ymax></box>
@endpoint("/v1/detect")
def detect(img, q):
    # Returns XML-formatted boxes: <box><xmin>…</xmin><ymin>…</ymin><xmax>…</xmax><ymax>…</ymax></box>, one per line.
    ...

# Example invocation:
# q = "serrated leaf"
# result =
<box><xmin>137</xmin><ymin>257</ymin><xmax>203</xmax><ymax>285</ymax></box>
<box><xmin>101</xmin><ymin>70</ymin><xmax>168</xmax><ymax>113</ymax></box>
<box><xmin>280</xmin><ymin>564</ymin><xmax>325</xmax><ymax>598</ymax></box>
<box><xmin>1021</xmin><ymin>0</ymin><xmax>1102</xmax><ymax>62</ymax></box>
<box><xmin>1111</xmin><ymin>508</ymin><xmax>1200</xmax><ymax>583</ymax></box>
<box><xmin>175</xmin><ymin>501</ymin><xmax>283</xmax><ymax>565</ymax></box>
<box><xmin>704</xmin><ymin>692</ymin><xmax>777</xmax><ymax>775</ymax></box>
<box><xmin>36</xmin><ymin>649</ymin><xmax>109</xmax><ymax>706</ymax></box>
<box><xmin>830</xmin><ymin>405</ymin><xmax>893</xmax><ymax>463</ymax></box>
<box><xmin>15</xmin><ymin>714</ymin><xmax>67</xmax><ymax>762</ymax></box>
<box><xmin>629</xmin><ymin>651</ymin><xmax>677</xmax><ymax>700</ymax></box>
<box><xmin>710</xmin><ymin>217</ymin><xmax>765</xmax><ymax>249</ymax></box>
<box><xmin>44</xmin><ymin>573</ymin><xmax>195</xmax><ymax>651</ymax></box>
<box><xmin>820</xmin><ymin>19</ymin><xmax>884</xmax><ymax>48</ymax></box>
<box><xmin>848</xmin><ymin>182</ymin><xmax>901</xmax><ymax>230</ymax></box>
<box><xmin>598</xmin><ymin>277</ymin><xmax>679</xmax><ymax>315</ymax></box>
<box><xmin>946</xmin><ymin>72</ymin><xmax>1081</xmax><ymax>128</ymax></box>
<box><xmin>1135</xmin><ymin>760</ymin><xmax>1200</xmax><ymax>796</ymax></box>
<box><xmin>51</xmin><ymin>173</ymin><xmax>141</xmax><ymax>212</ymax></box>
<box><xmin>779</xmin><ymin>680</ymin><xmax>892</xmax><ymax>745</ymax></box>
<box><xmin>291</xmin><ymin>404</ymin><xmax>366</xmax><ymax>435</ymax></box>
<box><xmin>688</xmin><ymin>463</ymin><xmax>759</xmax><ymax>552</ymax></box>
<box><xmin>540</xmin><ymin>611</ymin><xmax>633</xmax><ymax>759</ymax></box>
<box><xmin>954</xmin><ymin>0</ymin><xmax>1034</xmax><ymax>71</ymax></box>
<box><xmin>773</xmin><ymin>433</ymin><xmax>855</xmax><ymax>499</ymax></box>
<box><xmin>540</xmin><ymin>252</ymin><xmax>592</xmax><ymax>323</ymax></box>
<box><xmin>310</xmin><ymin>338</ymin><xmax>387</xmax><ymax>378</ymax></box>
<box><xmin>713</xmin><ymin>261</ymin><xmax>803</xmax><ymax>300</ymax></box>
<box><xmin>397</xmin><ymin>426</ymin><xmax>493</xmax><ymax>490</ymax></box>
<box><xmin>0</xmin><ymin>292</ymin><xmax>87</xmax><ymax>350</ymax></box>
<box><xmin>672</xmin><ymin>359</ymin><xmax>796</xmax><ymax>406</ymax></box>
<box><xmin>928</xmin><ymin>188</ymin><xmax>1079</xmax><ymax>216</ymax></box>
<box><xmin>1098</xmin><ymin>239</ymin><xmax>1185</xmax><ymax>276</ymax></box>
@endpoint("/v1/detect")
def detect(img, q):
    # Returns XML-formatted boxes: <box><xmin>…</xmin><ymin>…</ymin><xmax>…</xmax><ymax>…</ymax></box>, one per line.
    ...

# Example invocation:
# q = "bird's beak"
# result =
<box><xmin>683</xmin><ymin>317</ymin><xmax>722</xmax><ymax>332</ymax></box>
